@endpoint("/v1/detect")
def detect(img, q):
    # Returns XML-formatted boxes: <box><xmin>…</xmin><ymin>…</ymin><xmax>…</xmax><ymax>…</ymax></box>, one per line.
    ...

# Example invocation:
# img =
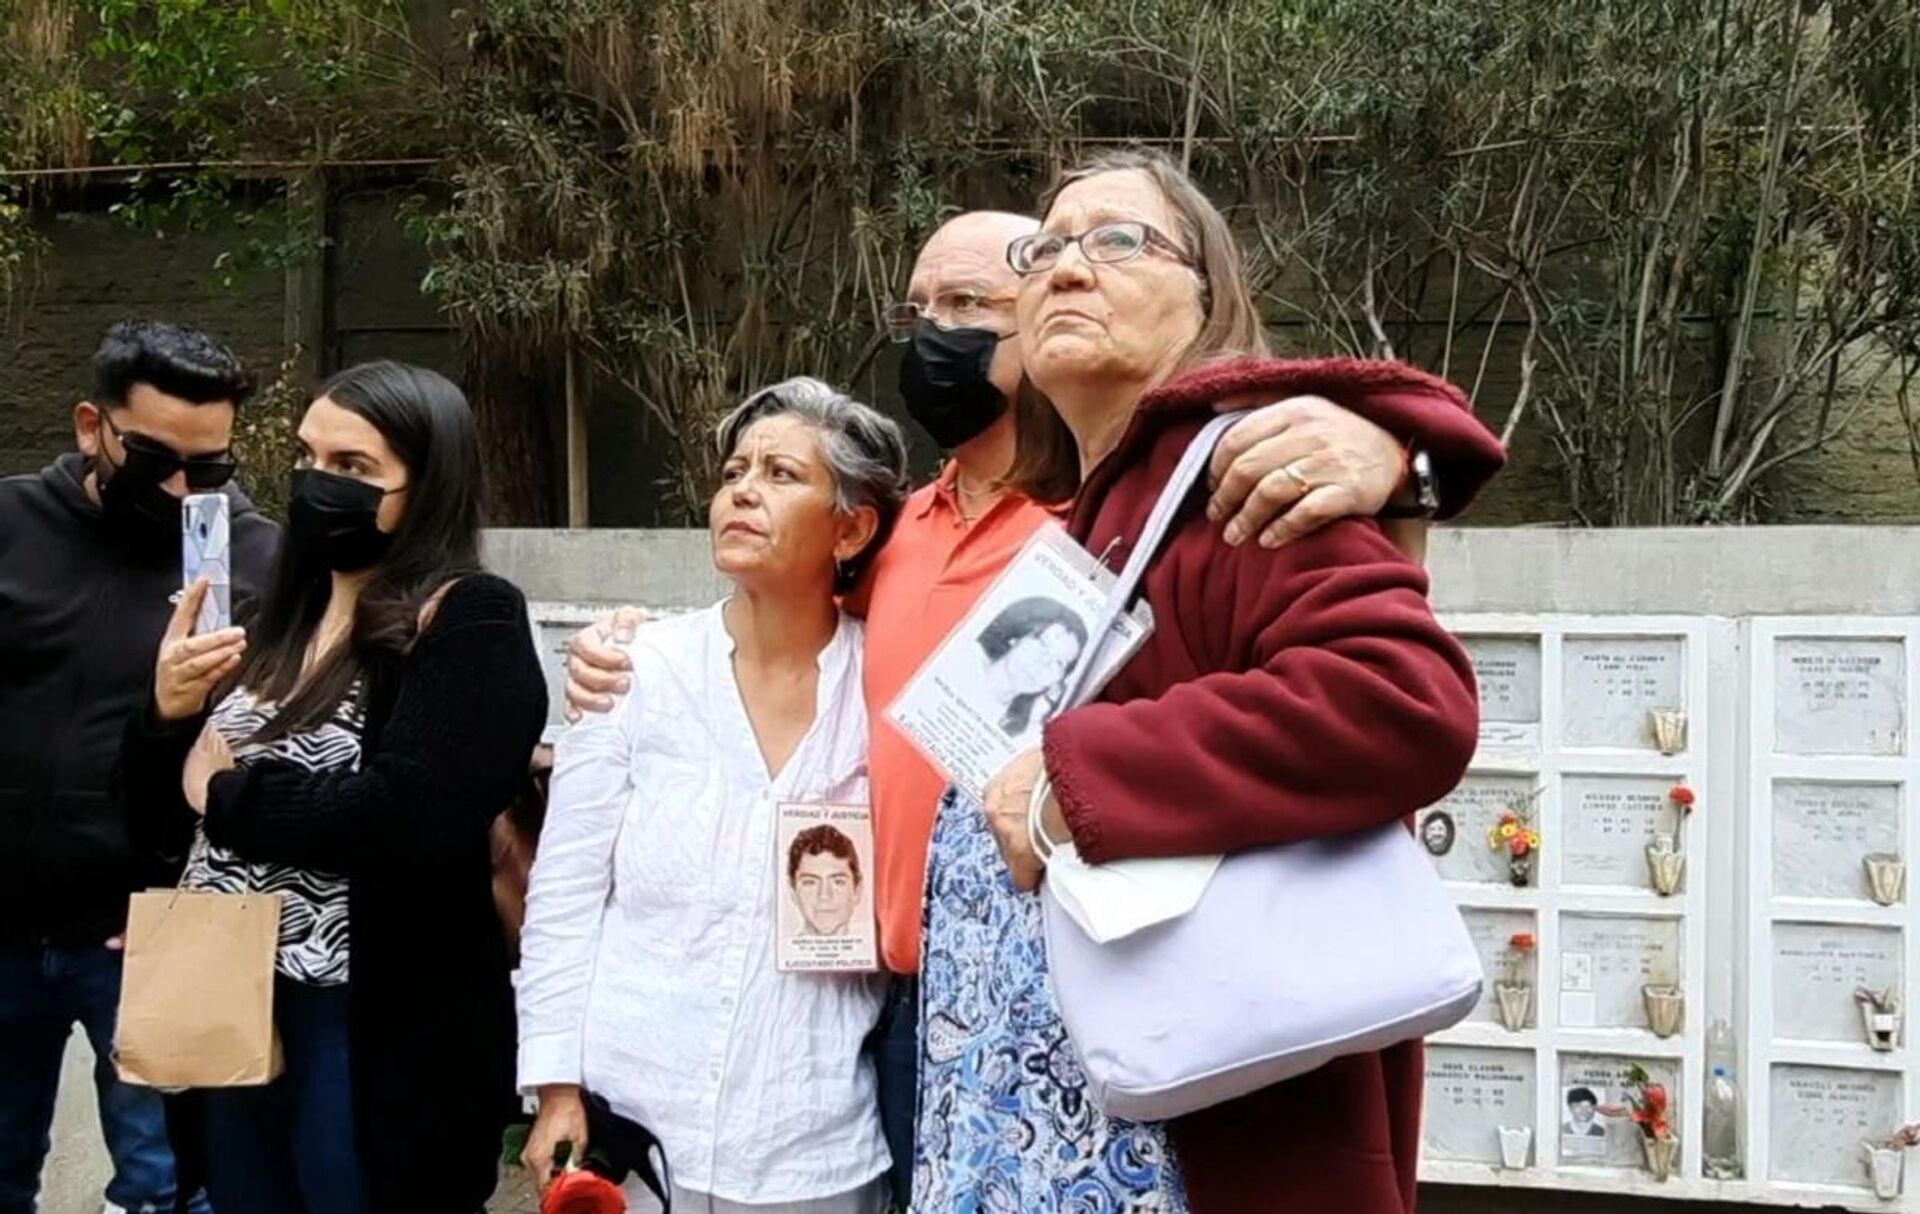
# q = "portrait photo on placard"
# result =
<box><xmin>1560</xmin><ymin>1084</ymin><xmax>1611</xmax><ymax>1159</ymax></box>
<box><xmin>1420</xmin><ymin>809</ymin><xmax>1457</xmax><ymax>857</ymax></box>
<box><xmin>888</xmin><ymin>523</ymin><xmax>1150</xmax><ymax>801</ymax></box>
<box><xmin>775</xmin><ymin>802</ymin><xmax>877</xmax><ymax>973</ymax></box>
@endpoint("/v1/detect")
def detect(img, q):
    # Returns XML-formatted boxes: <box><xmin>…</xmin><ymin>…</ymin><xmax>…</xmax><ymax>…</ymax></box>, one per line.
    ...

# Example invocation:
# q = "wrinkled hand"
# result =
<box><xmin>183</xmin><ymin>723</ymin><xmax>235</xmax><ymax>816</ymax></box>
<box><xmin>523</xmin><ymin>1084</ymin><xmax>590</xmax><ymax>1193</ymax></box>
<box><xmin>563</xmin><ymin>607</ymin><xmax>650</xmax><ymax>722</ymax></box>
<box><xmin>982</xmin><ymin>748</ymin><xmax>1067</xmax><ymax>893</ymax></box>
<box><xmin>154</xmin><ymin>579</ymin><xmax>247</xmax><ymax>722</ymax></box>
<box><xmin>1208</xmin><ymin>395</ymin><xmax>1404</xmax><ymax>549</ymax></box>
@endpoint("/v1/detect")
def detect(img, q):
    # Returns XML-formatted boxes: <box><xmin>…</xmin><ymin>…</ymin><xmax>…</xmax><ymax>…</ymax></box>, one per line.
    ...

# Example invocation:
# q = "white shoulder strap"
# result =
<box><xmin>1059</xmin><ymin>409</ymin><xmax>1250</xmax><ymax>712</ymax></box>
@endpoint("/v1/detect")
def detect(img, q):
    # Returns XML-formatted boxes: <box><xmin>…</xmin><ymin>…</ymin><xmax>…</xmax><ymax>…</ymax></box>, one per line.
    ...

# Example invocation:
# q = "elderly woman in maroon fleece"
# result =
<box><xmin>908</xmin><ymin>148</ymin><xmax>1503</xmax><ymax>1214</ymax></box>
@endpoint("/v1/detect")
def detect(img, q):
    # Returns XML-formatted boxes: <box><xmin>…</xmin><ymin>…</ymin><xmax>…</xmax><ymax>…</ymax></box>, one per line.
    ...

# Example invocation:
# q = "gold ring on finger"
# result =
<box><xmin>1280</xmin><ymin>463</ymin><xmax>1310</xmax><ymax>493</ymax></box>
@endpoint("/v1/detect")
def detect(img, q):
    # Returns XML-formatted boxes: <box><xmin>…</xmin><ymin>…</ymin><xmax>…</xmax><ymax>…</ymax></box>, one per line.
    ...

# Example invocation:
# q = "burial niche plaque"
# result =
<box><xmin>1465</xmin><ymin>636</ymin><xmax>1542</xmax><ymax>749</ymax></box>
<box><xmin>1562</xmin><ymin>774</ymin><xmax>1686</xmax><ymax>889</ymax></box>
<box><xmin>1463</xmin><ymin>908</ymin><xmax>1536</xmax><ymax>1027</ymax></box>
<box><xmin>1425</xmin><ymin>774</ymin><xmax>1540</xmax><ymax>885</ymax></box>
<box><xmin>1774</xmin><ymin>638</ymin><xmax>1907</xmax><ymax>756</ymax></box>
<box><xmin>1769</xmin><ymin>1065</ymin><xmax>1901</xmax><ymax>1188</ymax></box>
<box><xmin>1423</xmin><ymin>1046</ymin><xmax>1537</xmax><ymax>1164</ymax></box>
<box><xmin>1772</xmin><ymin>922</ymin><xmax>1903</xmax><ymax>1043</ymax></box>
<box><xmin>1558</xmin><ymin>914</ymin><xmax>1682</xmax><ymax>1030</ymax></box>
<box><xmin>1773</xmin><ymin>780</ymin><xmax>1903</xmax><ymax>901</ymax></box>
<box><xmin>1558</xmin><ymin>1054</ymin><xmax>1680</xmax><ymax>1169</ymax></box>
<box><xmin>1563</xmin><ymin>636</ymin><xmax>1685</xmax><ymax>751</ymax></box>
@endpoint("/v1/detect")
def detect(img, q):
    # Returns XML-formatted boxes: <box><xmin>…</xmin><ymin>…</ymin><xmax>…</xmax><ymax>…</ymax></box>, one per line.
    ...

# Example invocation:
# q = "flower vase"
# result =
<box><xmin>1643</xmin><ymin>984</ymin><xmax>1685</xmax><ymax>1039</ymax></box>
<box><xmin>1508</xmin><ymin>853</ymin><xmax>1534</xmax><ymax>888</ymax></box>
<box><xmin>1498</xmin><ymin>1125</ymin><xmax>1533</xmax><ymax>1170</ymax></box>
<box><xmin>1642</xmin><ymin>1135</ymin><xmax>1679</xmax><ymax>1182</ymax></box>
<box><xmin>1865</xmin><ymin>854</ymin><xmax>1907</xmax><ymax>907</ymax></box>
<box><xmin>1863</xmin><ymin>1141</ymin><xmax>1905</xmax><ymax>1199</ymax></box>
<box><xmin>1649</xmin><ymin>708</ymin><xmax>1688</xmax><ymax>756</ymax></box>
<box><xmin>1494</xmin><ymin>982</ymin><xmax>1533</xmax><ymax>1031</ymax></box>
<box><xmin>1646</xmin><ymin>838</ymin><xmax>1685</xmax><ymax>897</ymax></box>
<box><xmin>1861</xmin><ymin>1004</ymin><xmax>1904</xmax><ymax>1052</ymax></box>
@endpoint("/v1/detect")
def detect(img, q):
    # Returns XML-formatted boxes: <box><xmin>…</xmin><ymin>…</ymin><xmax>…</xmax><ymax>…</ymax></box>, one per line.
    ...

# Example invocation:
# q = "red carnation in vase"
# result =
<box><xmin>542</xmin><ymin>1170</ymin><xmax>626</xmax><ymax>1214</ymax></box>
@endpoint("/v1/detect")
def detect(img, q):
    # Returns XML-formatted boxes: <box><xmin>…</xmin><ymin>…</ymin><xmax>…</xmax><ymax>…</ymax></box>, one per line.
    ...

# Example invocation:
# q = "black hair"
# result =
<box><xmin>233</xmin><ymin>360</ymin><xmax>485</xmax><ymax>741</ymax></box>
<box><xmin>787</xmin><ymin>824</ymin><xmax>862</xmax><ymax>885</ymax></box>
<box><xmin>975</xmin><ymin>596</ymin><xmax>1090</xmax><ymax>736</ymax></box>
<box><xmin>91</xmin><ymin>320</ymin><xmax>256</xmax><ymax>409</ymax></box>
<box><xmin>977</xmin><ymin>596</ymin><xmax>1088</xmax><ymax>660</ymax></box>
<box><xmin>1566</xmin><ymin>1087</ymin><xmax>1599</xmax><ymax>1108</ymax></box>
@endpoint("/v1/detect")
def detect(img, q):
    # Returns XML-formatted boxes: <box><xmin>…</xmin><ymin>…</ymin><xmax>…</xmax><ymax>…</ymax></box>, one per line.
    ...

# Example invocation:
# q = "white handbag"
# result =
<box><xmin>1037</xmin><ymin>411</ymin><xmax>1483</xmax><ymax>1122</ymax></box>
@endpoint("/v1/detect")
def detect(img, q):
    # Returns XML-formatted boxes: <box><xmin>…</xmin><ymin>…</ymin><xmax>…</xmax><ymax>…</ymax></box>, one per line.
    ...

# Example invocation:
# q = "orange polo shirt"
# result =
<box><xmin>859</xmin><ymin>462</ymin><xmax>1063</xmax><ymax>974</ymax></box>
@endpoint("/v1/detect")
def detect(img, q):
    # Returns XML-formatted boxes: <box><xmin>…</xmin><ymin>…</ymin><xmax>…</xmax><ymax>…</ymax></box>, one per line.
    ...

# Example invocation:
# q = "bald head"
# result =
<box><xmin>910</xmin><ymin>210</ymin><xmax>1040</xmax><ymax>298</ymax></box>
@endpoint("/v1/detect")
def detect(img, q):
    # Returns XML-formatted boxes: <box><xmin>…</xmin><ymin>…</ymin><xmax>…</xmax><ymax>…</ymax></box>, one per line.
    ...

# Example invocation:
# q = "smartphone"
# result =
<box><xmin>181</xmin><ymin>493</ymin><xmax>232</xmax><ymax>635</ymax></box>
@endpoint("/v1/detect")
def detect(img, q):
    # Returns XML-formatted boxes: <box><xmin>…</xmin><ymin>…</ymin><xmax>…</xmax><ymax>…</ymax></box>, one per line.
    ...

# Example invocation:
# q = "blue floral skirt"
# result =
<box><xmin>911</xmin><ymin>787</ymin><xmax>1186</xmax><ymax>1214</ymax></box>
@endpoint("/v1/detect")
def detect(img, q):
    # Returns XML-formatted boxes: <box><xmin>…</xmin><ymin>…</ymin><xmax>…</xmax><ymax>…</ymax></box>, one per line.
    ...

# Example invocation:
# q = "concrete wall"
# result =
<box><xmin>0</xmin><ymin>208</ymin><xmax>290</xmax><ymax>474</ymax></box>
<box><xmin>483</xmin><ymin>524</ymin><xmax>1920</xmax><ymax>617</ymax></box>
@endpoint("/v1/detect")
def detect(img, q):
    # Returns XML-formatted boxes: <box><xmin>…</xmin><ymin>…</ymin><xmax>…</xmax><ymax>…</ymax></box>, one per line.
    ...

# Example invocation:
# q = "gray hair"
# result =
<box><xmin>715</xmin><ymin>376</ymin><xmax>912</xmax><ymax>591</ymax></box>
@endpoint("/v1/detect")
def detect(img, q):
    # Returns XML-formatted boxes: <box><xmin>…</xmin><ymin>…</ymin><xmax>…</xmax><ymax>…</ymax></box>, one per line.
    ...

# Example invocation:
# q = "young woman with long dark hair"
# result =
<box><xmin>119</xmin><ymin>360</ymin><xmax>547</xmax><ymax>1214</ymax></box>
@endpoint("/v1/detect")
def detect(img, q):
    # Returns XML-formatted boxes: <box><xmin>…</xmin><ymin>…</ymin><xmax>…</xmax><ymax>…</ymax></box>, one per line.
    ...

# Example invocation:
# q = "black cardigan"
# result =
<box><xmin>118</xmin><ymin>573</ymin><xmax>548</xmax><ymax>1213</ymax></box>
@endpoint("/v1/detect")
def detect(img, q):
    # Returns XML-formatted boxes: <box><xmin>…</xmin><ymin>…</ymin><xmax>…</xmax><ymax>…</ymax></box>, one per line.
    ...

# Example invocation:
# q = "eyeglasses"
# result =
<box><xmin>1006</xmin><ymin>220</ymin><xmax>1194</xmax><ymax>276</ymax></box>
<box><xmin>101</xmin><ymin>412</ymin><xmax>238</xmax><ymax>490</ymax></box>
<box><xmin>884</xmin><ymin>290</ymin><xmax>1019</xmax><ymax>343</ymax></box>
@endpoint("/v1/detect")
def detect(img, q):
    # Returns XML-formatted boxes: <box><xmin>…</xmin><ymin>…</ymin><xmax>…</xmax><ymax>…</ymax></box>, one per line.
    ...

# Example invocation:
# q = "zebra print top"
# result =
<box><xmin>181</xmin><ymin>683</ymin><xmax>364</xmax><ymax>986</ymax></box>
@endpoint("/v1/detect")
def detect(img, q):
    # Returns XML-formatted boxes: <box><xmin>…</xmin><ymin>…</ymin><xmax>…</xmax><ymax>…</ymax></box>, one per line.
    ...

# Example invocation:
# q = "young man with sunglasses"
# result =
<box><xmin>0</xmin><ymin>321</ymin><xmax>276</xmax><ymax>1214</ymax></box>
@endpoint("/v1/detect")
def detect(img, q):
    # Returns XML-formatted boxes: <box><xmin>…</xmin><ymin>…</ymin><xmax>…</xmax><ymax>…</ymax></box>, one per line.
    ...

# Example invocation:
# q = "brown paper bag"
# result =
<box><xmin>115</xmin><ymin>889</ymin><xmax>284</xmax><ymax>1088</ymax></box>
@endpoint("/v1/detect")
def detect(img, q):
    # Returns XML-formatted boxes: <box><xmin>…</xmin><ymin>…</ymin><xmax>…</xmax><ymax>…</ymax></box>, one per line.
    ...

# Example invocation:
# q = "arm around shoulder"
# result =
<box><xmin>1045</xmin><ymin>520</ymin><xmax>1479</xmax><ymax>863</ymax></box>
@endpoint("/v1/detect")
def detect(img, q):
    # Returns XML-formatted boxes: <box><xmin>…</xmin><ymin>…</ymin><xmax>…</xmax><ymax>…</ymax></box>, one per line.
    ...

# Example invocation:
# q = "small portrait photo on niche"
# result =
<box><xmin>1419</xmin><ymin>809</ymin><xmax>1456</xmax><ymax>857</ymax></box>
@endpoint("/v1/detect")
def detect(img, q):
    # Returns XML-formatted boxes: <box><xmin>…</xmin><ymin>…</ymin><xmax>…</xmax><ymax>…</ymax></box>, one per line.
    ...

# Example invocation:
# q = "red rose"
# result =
<box><xmin>1669</xmin><ymin>785</ymin><xmax>1696</xmax><ymax>808</ymax></box>
<box><xmin>542</xmin><ymin>1170</ymin><xmax>626</xmax><ymax>1214</ymax></box>
<box><xmin>1510</xmin><ymin>932</ymin><xmax>1536</xmax><ymax>951</ymax></box>
<box><xmin>1509</xmin><ymin>837</ymin><xmax>1530</xmax><ymax>857</ymax></box>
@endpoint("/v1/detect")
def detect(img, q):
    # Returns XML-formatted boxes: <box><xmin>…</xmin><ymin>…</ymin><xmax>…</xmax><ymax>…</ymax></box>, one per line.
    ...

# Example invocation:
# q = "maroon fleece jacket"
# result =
<box><xmin>1041</xmin><ymin>356</ymin><xmax>1500</xmax><ymax>1214</ymax></box>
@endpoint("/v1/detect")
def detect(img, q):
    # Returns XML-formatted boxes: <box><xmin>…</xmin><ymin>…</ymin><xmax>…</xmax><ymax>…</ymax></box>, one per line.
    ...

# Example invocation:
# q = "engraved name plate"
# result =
<box><xmin>1559</xmin><ymin>914</ymin><xmax>1682</xmax><ymax>1030</ymax></box>
<box><xmin>1770</xmin><ymin>1065</ymin><xmax>1901</xmax><ymax>1187</ymax></box>
<box><xmin>1423</xmin><ymin>1046</ymin><xmax>1538</xmax><ymax>1164</ymax></box>
<box><xmin>1773</xmin><ymin>780</ymin><xmax>1903</xmax><ymax>901</ymax></box>
<box><xmin>1562</xmin><ymin>774</ymin><xmax>1685</xmax><ymax>889</ymax></box>
<box><xmin>1775</xmin><ymin>638</ymin><xmax>1907</xmax><ymax>756</ymax></box>
<box><xmin>1467</xmin><ymin>635</ymin><xmax>1542</xmax><ymax>750</ymax></box>
<box><xmin>1773</xmin><ymin>922</ymin><xmax>1904</xmax><ymax>1043</ymax></box>
<box><xmin>1563</xmin><ymin>636</ymin><xmax>1685</xmax><ymax>750</ymax></box>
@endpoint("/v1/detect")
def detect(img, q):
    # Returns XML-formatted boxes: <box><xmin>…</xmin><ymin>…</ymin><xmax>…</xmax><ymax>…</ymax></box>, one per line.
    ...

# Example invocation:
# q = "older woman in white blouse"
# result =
<box><xmin>516</xmin><ymin>378</ymin><xmax>911</xmax><ymax>1214</ymax></box>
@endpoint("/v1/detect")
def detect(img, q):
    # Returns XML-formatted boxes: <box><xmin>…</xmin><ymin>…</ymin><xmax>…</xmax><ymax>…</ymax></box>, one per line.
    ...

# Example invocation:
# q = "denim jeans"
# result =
<box><xmin>0</xmin><ymin>944</ymin><xmax>210</xmax><ymax>1214</ymax></box>
<box><xmin>869</xmin><ymin>974</ymin><xmax>919</xmax><ymax>1211</ymax></box>
<box><xmin>202</xmin><ymin>977</ymin><xmax>371</xmax><ymax>1214</ymax></box>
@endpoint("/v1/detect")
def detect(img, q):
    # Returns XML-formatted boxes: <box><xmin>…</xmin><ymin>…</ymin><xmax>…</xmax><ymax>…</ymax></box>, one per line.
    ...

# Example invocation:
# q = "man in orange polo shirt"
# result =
<box><xmin>563</xmin><ymin>210</ymin><xmax>1466</xmax><ymax>1207</ymax></box>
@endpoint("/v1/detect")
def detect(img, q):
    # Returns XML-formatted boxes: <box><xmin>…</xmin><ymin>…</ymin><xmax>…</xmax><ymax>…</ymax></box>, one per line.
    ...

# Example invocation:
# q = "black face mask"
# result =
<box><xmin>898</xmin><ymin>319</ymin><xmax>1012</xmax><ymax>449</ymax></box>
<box><xmin>95</xmin><ymin>451</ymin><xmax>184</xmax><ymax>545</ymax></box>
<box><xmin>289</xmin><ymin>468</ymin><xmax>396</xmax><ymax>573</ymax></box>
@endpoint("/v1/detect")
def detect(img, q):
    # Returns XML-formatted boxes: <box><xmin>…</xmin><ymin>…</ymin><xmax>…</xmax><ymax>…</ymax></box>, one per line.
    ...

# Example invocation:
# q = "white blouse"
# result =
<box><xmin>515</xmin><ymin>604</ymin><xmax>888</xmax><ymax>1203</ymax></box>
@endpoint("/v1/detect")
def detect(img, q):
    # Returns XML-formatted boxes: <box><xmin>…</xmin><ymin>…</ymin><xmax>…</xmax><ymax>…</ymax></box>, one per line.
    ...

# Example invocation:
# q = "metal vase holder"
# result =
<box><xmin>1865</xmin><ymin>853</ymin><xmax>1908</xmax><ymax>907</ymax></box>
<box><xmin>1649</xmin><ymin>707</ymin><xmax>1688</xmax><ymax>756</ymax></box>
<box><xmin>1646</xmin><ymin>835</ymin><xmax>1686</xmax><ymax>897</ymax></box>
<box><xmin>1863</xmin><ymin>1142</ymin><xmax>1905</xmax><ymax>1200</ymax></box>
<box><xmin>1642</xmin><ymin>1135</ymin><xmax>1680</xmax><ymax>1182</ymax></box>
<box><xmin>1494</xmin><ymin>982</ymin><xmax>1533</xmax><ymax>1032</ymax></box>
<box><xmin>1643</xmin><ymin>983</ymin><xmax>1685</xmax><ymax>1039</ymax></box>
<box><xmin>1861</xmin><ymin>1003</ymin><xmax>1904</xmax><ymax>1053</ymax></box>
<box><xmin>1498</xmin><ymin>1125</ymin><xmax>1533</xmax><ymax>1170</ymax></box>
